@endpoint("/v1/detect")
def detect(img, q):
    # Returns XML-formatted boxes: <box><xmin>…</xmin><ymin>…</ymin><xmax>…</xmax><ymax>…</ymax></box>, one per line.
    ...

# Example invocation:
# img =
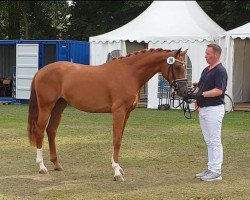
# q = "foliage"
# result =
<box><xmin>0</xmin><ymin>1</ymin><xmax>249</xmax><ymax>40</ymax></box>
<box><xmin>0</xmin><ymin>1</ymin><xmax>8</xmax><ymax>39</ymax></box>
<box><xmin>197</xmin><ymin>0</ymin><xmax>250</xmax><ymax>30</ymax></box>
<box><xmin>0</xmin><ymin>1</ymin><xmax>70</xmax><ymax>39</ymax></box>
<box><xmin>65</xmin><ymin>0</ymin><xmax>250</xmax><ymax>40</ymax></box>
<box><xmin>65</xmin><ymin>1</ymin><xmax>152</xmax><ymax>40</ymax></box>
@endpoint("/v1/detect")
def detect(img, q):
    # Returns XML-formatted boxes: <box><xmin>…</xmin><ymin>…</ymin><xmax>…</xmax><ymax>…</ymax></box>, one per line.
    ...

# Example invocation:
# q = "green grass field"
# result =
<box><xmin>0</xmin><ymin>104</ymin><xmax>249</xmax><ymax>200</ymax></box>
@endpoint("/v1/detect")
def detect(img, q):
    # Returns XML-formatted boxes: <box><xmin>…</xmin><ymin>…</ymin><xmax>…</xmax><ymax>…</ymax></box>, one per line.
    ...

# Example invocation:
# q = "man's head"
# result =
<box><xmin>205</xmin><ymin>44</ymin><xmax>222</xmax><ymax>66</ymax></box>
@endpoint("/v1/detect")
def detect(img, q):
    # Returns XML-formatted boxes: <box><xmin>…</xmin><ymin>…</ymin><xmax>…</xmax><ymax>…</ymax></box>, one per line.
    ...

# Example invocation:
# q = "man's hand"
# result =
<box><xmin>183</xmin><ymin>92</ymin><xmax>203</xmax><ymax>102</ymax></box>
<box><xmin>192</xmin><ymin>82</ymin><xmax>198</xmax><ymax>88</ymax></box>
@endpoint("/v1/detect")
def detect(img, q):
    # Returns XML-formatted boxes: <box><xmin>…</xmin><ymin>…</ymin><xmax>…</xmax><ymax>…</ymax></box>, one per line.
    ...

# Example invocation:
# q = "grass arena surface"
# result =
<box><xmin>0</xmin><ymin>104</ymin><xmax>249</xmax><ymax>200</ymax></box>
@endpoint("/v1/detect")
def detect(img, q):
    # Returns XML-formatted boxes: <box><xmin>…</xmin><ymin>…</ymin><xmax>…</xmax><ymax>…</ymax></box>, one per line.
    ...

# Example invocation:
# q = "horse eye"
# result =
<box><xmin>174</xmin><ymin>65</ymin><xmax>181</xmax><ymax>71</ymax></box>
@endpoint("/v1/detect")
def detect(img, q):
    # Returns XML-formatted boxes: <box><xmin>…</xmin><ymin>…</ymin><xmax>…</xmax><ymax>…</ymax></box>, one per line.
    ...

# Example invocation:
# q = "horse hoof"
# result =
<box><xmin>54</xmin><ymin>167</ymin><xmax>63</xmax><ymax>171</ymax></box>
<box><xmin>114</xmin><ymin>175</ymin><xmax>124</xmax><ymax>181</ymax></box>
<box><xmin>39</xmin><ymin>169</ymin><xmax>48</xmax><ymax>174</ymax></box>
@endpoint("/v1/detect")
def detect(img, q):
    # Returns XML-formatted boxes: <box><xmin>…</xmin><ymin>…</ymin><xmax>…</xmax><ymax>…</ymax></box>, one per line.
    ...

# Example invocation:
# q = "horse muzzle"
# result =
<box><xmin>171</xmin><ymin>78</ymin><xmax>188</xmax><ymax>97</ymax></box>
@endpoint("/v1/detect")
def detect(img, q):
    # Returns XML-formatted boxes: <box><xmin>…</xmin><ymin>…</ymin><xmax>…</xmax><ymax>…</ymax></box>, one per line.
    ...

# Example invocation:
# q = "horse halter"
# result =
<box><xmin>166</xmin><ymin>56</ymin><xmax>193</xmax><ymax>119</ymax></box>
<box><xmin>166</xmin><ymin>56</ymin><xmax>187</xmax><ymax>91</ymax></box>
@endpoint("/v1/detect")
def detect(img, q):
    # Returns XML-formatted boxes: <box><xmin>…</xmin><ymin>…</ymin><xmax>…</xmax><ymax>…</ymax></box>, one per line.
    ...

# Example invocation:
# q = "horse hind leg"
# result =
<box><xmin>36</xmin><ymin>106</ymin><xmax>54</xmax><ymax>174</ymax></box>
<box><xmin>46</xmin><ymin>98</ymin><xmax>67</xmax><ymax>171</ymax></box>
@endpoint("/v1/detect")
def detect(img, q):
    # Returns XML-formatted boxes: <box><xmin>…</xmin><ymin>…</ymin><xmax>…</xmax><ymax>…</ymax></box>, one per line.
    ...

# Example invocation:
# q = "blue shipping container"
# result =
<box><xmin>0</xmin><ymin>39</ymin><xmax>89</xmax><ymax>101</ymax></box>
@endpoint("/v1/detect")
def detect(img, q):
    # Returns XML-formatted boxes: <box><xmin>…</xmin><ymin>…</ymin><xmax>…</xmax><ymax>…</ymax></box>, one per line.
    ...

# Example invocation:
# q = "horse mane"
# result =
<box><xmin>111</xmin><ymin>48</ymin><xmax>172</xmax><ymax>60</ymax></box>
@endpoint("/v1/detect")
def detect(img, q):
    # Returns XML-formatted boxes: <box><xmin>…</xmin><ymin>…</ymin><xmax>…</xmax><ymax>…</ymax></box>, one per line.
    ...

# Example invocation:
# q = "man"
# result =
<box><xmin>184</xmin><ymin>44</ymin><xmax>228</xmax><ymax>181</ymax></box>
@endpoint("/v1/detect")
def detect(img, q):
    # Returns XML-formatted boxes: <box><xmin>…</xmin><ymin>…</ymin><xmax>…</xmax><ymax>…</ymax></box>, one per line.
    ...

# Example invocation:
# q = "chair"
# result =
<box><xmin>0</xmin><ymin>79</ymin><xmax>11</xmax><ymax>97</ymax></box>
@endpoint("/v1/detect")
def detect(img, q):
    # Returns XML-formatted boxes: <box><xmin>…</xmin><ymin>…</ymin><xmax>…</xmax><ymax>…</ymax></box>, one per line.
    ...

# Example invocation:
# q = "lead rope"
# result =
<box><xmin>170</xmin><ymin>91</ymin><xmax>192</xmax><ymax>119</ymax></box>
<box><xmin>183</xmin><ymin>98</ymin><xmax>192</xmax><ymax>119</ymax></box>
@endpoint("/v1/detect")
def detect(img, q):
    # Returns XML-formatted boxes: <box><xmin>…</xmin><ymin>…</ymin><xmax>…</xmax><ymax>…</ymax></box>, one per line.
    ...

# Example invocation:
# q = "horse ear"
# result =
<box><xmin>175</xmin><ymin>48</ymin><xmax>182</xmax><ymax>58</ymax></box>
<box><xmin>181</xmin><ymin>49</ymin><xmax>188</xmax><ymax>55</ymax></box>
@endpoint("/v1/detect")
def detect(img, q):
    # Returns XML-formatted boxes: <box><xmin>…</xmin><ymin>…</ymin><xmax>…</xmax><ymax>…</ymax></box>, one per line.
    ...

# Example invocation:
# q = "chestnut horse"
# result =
<box><xmin>28</xmin><ymin>48</ymin><xmax>188</xmax><ymax>181</ymax></box>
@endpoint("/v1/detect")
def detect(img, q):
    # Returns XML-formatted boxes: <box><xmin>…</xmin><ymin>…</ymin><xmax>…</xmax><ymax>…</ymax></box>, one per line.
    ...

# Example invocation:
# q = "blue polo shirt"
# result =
<box><xmin>197</xmin><ymin>63</ymin><xmax>228</xmax><ymax>108</ymax></box>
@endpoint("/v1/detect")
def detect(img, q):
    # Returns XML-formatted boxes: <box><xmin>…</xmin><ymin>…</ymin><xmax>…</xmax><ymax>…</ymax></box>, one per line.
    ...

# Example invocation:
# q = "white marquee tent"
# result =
<box><xmin>219</xmin><ymin>22</ymin><xmax>250</xmax><ymax>104</ymax></box>
<box><xmin>89</xmin><ymin>1</ymin><xmax>225</xmax><ymax>108</ymax></box>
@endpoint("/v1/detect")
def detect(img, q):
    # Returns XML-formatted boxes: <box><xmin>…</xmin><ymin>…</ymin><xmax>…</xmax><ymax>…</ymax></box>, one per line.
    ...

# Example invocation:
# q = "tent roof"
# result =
<box><xmin>89</xmin><ymin>1</ymin><xmax>225</xmax><ymax>43</ymax></box>
<box><xmin>220</xmin><ymin>22</ymin><xmax>250</xmax><ymax>39</ymax></box>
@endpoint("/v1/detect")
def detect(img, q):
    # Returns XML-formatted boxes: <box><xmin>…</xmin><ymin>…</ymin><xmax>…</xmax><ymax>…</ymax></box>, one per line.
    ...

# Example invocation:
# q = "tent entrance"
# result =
<box><xmin>232</xmin><ymin>38</ymin><xmax>250</xmax><ymax>111</ymax></box>
<box><xmin>232</xmin><ymin>38</ymin><xmax>250</xmax><ymax>104</ymax></box>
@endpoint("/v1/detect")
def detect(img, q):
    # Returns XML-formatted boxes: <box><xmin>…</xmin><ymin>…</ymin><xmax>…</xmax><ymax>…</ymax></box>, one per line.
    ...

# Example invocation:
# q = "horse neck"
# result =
<box><xmin>123</xmin><ymin>52</ymin><xmax>168</xmax><ymax>87</ymax></box>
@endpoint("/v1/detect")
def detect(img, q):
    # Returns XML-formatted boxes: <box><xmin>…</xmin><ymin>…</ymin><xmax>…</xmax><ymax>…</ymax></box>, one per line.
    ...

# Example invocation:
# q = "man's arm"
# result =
<box><xmin>202</xmin><ymin>88</ymin><xmax>223</xmax><ymax>98</ymax></box>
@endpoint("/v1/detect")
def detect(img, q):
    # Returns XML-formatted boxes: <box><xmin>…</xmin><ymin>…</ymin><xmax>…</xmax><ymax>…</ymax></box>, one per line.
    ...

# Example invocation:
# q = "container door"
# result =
<box><xmin>16</xmin><ymin>44</ymin><xmax>39</xmax><ymax>99</ymax></box>
<box><xmin>57</xmin><ymin>42</ymin><xmax>68</xmax><ymax>61</ymax></box>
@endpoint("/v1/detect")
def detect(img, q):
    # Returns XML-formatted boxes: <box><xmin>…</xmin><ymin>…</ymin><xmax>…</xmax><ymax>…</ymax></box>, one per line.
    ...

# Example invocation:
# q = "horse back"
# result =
<box><xmin>34</xmin><ymin>61</ymin><xmax>137</xmax><ymax>113</ymax></box>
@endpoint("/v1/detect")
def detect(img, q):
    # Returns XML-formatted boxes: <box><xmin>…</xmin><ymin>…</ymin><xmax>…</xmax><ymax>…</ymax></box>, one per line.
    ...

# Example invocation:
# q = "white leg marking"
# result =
<box><xmin>36</xmin><ymin>148</ymin><xmax>48</xmax><ymax>174</ymax></box>
<box><xmin>111</xmin><ymin>156</ymin><xmax>124</xmax><ymax>181</ymax></box>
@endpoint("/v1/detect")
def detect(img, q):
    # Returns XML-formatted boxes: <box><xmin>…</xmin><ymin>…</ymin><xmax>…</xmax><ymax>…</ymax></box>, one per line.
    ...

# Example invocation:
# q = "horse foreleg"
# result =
<box><xmin>111</xmin><ymin>155</ymin><xmax>125</xmax><ymax>181</ymax></box>
<box><xmin>46</xmin><ymin>99</ymin><xmax>67</xmax><ymax>171</ymax></box>
<box><xmin>111</xmin><ymin>108</ymin><xmax>129</xmax><ymax>181</ymax></box>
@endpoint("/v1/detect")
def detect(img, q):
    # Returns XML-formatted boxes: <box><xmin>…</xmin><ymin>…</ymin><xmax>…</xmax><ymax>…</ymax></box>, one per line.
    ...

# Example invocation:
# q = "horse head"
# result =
<box><xmin>160</xmin><ymin>48</ymin><xmax>188</xmax><ymax>97</ymax></box>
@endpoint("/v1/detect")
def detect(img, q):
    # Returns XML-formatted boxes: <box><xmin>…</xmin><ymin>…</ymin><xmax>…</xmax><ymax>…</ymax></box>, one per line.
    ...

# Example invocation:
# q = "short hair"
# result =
<box><xmin>207</xmin><ymin>44</ymin><xmax>222</xmax><ymax>55</ymax></box>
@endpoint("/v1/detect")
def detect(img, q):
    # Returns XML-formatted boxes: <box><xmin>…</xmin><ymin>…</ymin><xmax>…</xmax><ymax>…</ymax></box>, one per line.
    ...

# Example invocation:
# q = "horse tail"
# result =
<box><xmin>27</xmin><ymin>75</ymin><xmax>38</xmax><ymax>147</ymax></box>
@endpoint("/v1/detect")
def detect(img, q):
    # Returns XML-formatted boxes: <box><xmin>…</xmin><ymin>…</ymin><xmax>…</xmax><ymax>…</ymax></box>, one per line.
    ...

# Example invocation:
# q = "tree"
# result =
<box><xmin>8</xmin><ymin>1</ymin><xmax>21</xmax><ymax>39</ymax></box>
<box><xmin>65</xmin><ymin>1</ymin><xmax>152</xmax><ymax>40</ymax></box>
<box><xmin>66</xmin><ymin>1</ymin><xmax>250</xmax><ymax>40</ymax></box>
<box><xmin>1</xmin><ymin>1</ymin><xmax>249</xmax><ymax>40</ymax></box>
<box><xmin>0</xmin><ymin>1</ymin><xmax>70</xmax><ymax>39</ymax></box>
<box><xmin>0</xmin><ymin>1</ymin><xmax>8</xmax><ymax>39</ymax></box>
<box><xmin>197</xmin><ymin>1</ymin><xmax>250</xmax><ymax>31</ymax></box>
